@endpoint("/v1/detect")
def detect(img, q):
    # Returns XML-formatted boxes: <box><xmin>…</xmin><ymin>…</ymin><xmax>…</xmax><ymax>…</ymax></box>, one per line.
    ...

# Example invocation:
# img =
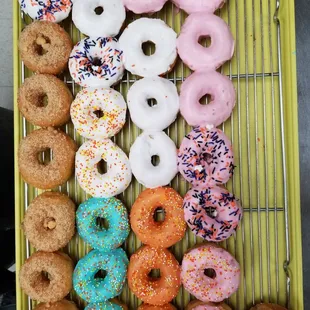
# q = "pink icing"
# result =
<box><xmin>181</xmin><ymin>244</ymin><xmax>240</xmax><ymax>302</ymax></box>
<box><xmin>122</xmin><ymin>0</ymin><xmax>168</xmax><ymax>13</ymax></box>
<box><xmin>177</xmin><ymin>13</ymin><xmax>234</xmax><ymax>71</ymax></box>
<box><xmin>193</xmin><ymin>306</ymin><xmax>222</xmax><ymax>310</ymax></box>
<box><xmin>172</xmin><ymin>0</ymin><xmax>225</xmax><ymax>14</ymax></box>
<box><xmin>180</xmin><ymin>71</ymin><xmax>235</xmax><ymax>127</ymax></box>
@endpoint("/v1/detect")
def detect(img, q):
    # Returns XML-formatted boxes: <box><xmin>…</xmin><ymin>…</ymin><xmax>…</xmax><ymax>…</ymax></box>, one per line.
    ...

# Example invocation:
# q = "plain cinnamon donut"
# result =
<box><xmin>18</xmin><ymin>74</ymin><xmax>72</xmax><ymax>127</ymax></box>
<box><xmin>34</xmin><ymin>300</ymin><xmax>78</xmax><ymax>310</ymax></box>
<box><xmin>128</xmin><ymin>246</ymin><xmax>181</xmax><ymax>305</ymax></box>
<box><xmin>18</xmin><ymin>128</ymin><xmax>77</xmax><ymax>189</ymax></box>
<box><xmin>250</xmin><ymin>304</ymin><xmax>287</xmax><ymax>310</ymax></box>
<box><xmin>19</xmin><ymin>21</ymin><xmax>72</xmax><ymax>75</ymax></box>
<box><xmin>139</xmin><ymin>304</ymin><xmax>176</xmax><ymax>310</ymax></box>
<box><xmin>186</xmin><ymin>300</ymin><xmax>231</xmax><ymax>310</ymax></box>
<box><xmin>22</xmin><ymin>192</ymin><xmax>75</xmax><ymax>252</ymax></box>
<box><xmin>19</xmin><ymin>251</ymin><xmax>73</xmax><ymax>303</ymax></box>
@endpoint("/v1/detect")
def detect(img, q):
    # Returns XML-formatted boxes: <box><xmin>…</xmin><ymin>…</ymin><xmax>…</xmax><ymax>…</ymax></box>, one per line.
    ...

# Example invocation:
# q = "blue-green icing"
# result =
<box><xmin>85</xmin><ymin>301</ymin><xmax>123</xmax><ymax>310</ymax></box>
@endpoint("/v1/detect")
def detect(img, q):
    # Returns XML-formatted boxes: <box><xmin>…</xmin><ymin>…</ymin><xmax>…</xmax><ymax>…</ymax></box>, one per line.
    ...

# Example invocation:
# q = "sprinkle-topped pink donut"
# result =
<box><xmin>122</xmin><ymin>0</ymin><xmax>168</xmax><ymax>13</ymax></box>
<box><xmin>181</xmin><ymin>244</ymin><xmax>240</xmax><ymax>302</ymax></box>
<box><xmin>180</xmin><ymin>71</ymin><xmax>235</xmax><ymax>128</ymax></box>
<box><xmin>178</xmin><ymin>127</ymin><xmax>234</xmax><ymax>187</ymax></box>
<box><xmin>177</xmin><ymin>13</ymin><xmax>234</xmax><ymax>71</ymax></box>
<box><xmin>172</xmin><ymin>0</ymin><xmax>225</xmax><ymax>14</ymax></box>
<box><xmin>183</xmin><ymin>186</ymin><xmax>242</xmax><ymax>242</ymax></box>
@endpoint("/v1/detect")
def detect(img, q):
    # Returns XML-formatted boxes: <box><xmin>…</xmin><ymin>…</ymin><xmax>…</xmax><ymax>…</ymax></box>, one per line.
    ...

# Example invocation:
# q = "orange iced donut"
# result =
<box><xmin>186</xmin><ymin>300</ymin><xmax>231</xmax><ymax>310</ymax></box>
<box><xmin>128</xmin><ymin>246</ymin><xmax>181</xmax><ymax>305</ymax></box>
<box><xmin>139</xmin><ymin>304</ymin><xmax>176</xmax><ymax>310</ymax></box>
<box><xmin>34</xmin><ymin>300</ymin><xmax>78</xmax><ymax>310</ymax></box>
<box><xmin>130</xmin><ymin>187</ymin><xmax>186</xmax><ymax>248</ymax></box>
<box><xmin>250</xmin><ymin>304</ymin><xmax>287</xmax><ymax>310</ymax></box>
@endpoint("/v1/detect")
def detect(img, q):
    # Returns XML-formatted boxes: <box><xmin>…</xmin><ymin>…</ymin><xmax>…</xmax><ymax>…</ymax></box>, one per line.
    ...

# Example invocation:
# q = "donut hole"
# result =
<box><xmin>93</xmin><ymin>109</ymin><xmax>104</xmax><ymax>118</ymax></box>
<box><xmin>204</xmin><ymin>268</ymin><xmax>216</xmax><ymax>279</ymax></box>
<box><xmin>37</xmin><ymin>93</ymin><xmax>49</xmax><ymax>108</ymax></box>
<box><xmin>92</xmin><ymin>57</ymin><xmax>103</xmax><ymax>67</ymax></box>
<box><xmin>37</xmin><ymin>148</ymin><xmax>53</xmax><ymax>165</ymax></box>
<box><xmin>43</xmin><ymin>217</ymin><xmax>56</xmax><ymax>230</ymax></box>
<box><xmin>96</xmin><ymin>217</ymin><xmax>109</xmax><ymax>230</ymax></box>
<box><xmin>147</xmin><ymin>98</ymin><xmax>158</xmax><ymax>107</ymax></box>
<box><xmin>94</xmin><ymin>6</ymin><xmax>104</xmax><ymax>15</ymax></box>
<box><xmin>97</xmin><ymin>159</ymin><xmax>108</xmax><ymax>175</ymax></box>
<box><xmin>202</xmin><ymin>153</ymin><xmax>213</xmax><ymax>165</ymax></box>
<box><xmin>151</xmin><ymin>155</ymin><xmax>160</xmax><ymax>167</ymax></box>
<box><xmin>142</xmin><ymin>41</ymin><xmax>156</xmax><ymax>56</ymax></box>
<box><xmin>199</xmin><ymin>94</ymin><xmax>213</xmax><ymax>105</ymax></box>
<box><xmin>94</xmin><ymin>269</ymin><xmax>107</xmax><ymax>280</ymax></box>
<box><xmin>35</xmin><ymin>35</ymin><xmax>51</xmax><ymax>55</ymax></box>
<box><xmin>205</xmin><ymin>206</ymin><xmax>218</xmax><ymax>219</ymax></box>
<box><xmin>31</xmin><ymin>271</ymin><xmax>51</xmax><ymax>289</ymax></box>
<box><xmin>148</xmin><ymin>268</ymin><xmax>161</xmax><ymax>279</ymax></box>
<box><xmin>153</xmin><ymin>207</ymin><xmax>166</xmax><ymax>223</ymax></box>
<box><xmin>199</xmin><ymin>35</ymin><xmax>212</xmax><ymax>48</ymax></box>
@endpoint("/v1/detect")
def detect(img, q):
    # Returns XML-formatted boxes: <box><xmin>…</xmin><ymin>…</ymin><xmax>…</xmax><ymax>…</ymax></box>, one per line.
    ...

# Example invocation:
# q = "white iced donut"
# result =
<box><xmin>71</xmin><ymin>88</ymin><xmax>127</xmax><ymax>140</ymax></box>
<box><xmin>76</xmin><ymin>139</ymin><xmax>132</xmax><ymax>198</ymax></box>
<box><xmin>119</xmin><ymin>18</ymin><xmax>177</xmax><ymax>77</ymax></box>
<box><xmin>19</xmin><ymin>0</ymin><xmax>72</xmax><ymax>23</ymax></box>
<box><xmin>72</xmin><ymin>0</ymin><xmax>126</xmax><ymax>37</ymax></box>
<box><xmin>129</xmin><ymin>131</ymin><xmax>178</xmax><ymax>188</ymax></box>
<box><xmin>69</xmin><ymin>37</ymin><xmax>124</xmax><ymax>88</ymax></box>
<box><xmin>127</xmin><ymin>77</ymin><xmax>179</xmax><ymax>131</ymax></box>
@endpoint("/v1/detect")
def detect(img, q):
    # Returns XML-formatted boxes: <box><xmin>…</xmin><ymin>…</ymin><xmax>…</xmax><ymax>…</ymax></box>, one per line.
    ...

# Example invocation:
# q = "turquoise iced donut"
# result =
<box><xmin>73</xmin><ymin>248</ymin><xmax>128</xmax><ymax>303</ymax></box>
<box><xmin>76</xmin><ymin>197</ymin><xmax>130</xmax><ymax>252</ymax></box>
<box><xmin>85</xmin><ymin>301</ymin><xmax>123</xmax><ymax>310</ymax></box>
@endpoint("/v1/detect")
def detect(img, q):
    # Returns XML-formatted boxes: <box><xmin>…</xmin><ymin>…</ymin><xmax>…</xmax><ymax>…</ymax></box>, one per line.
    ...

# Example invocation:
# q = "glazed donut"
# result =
<box><xmin>186</xmin><ymin>300</ymin><xmax>231</xmax><ymax>310</ymax></box>
<box><xmin>22</xmin><ymin>192</ymin><xmax>75</xmax><ymax>252</ymax></box>
<box><xmin>119</xmin><ymin>18</ymin><xmax>177</xmax><ymax>77</ymax></box>
<box><xmin>139</xmin><ymin>304</ymin><xmax>176</xmax><ymax>310</ymax></box>
<box><xmin>86</xmin><ymin>300</ymin><xmax>128</xmax><ymax>310</ymax></box>
<box><xmin>76</xmin><ymin>197</ymin><xmax>130</xmax><ymax>252</ymax></box>
<box><xmin>69</xmin><ymin>37</ymin><xmax>124</xmax><ymax>88</ymax></box>
<box><xmin>76</xmin><ymin>139</ymin><xmax>132</xmax><ymax>197</ymax></box>
<box><xmin>19</xmin><ymin>0</ymin><xmax>72</xmax><ymax>23</ymax></box>
<box><xmin>34</xmin><ymin>300</ymin><xmax>78</xmax><ymax>310</ymax></box>
<box><xmin>72</xmin><ymin>0</ymin><xmax>125</xmax><ymax>37</ymax></box>
<box><xmin>184</xmin><ymin>186</ymin><xmax>242</xmax><ymax>242</ymax></box>
<box><xmin>180</xmin><ymin>71</ymin><xmax>235</xmax><ymax>128</ymax></box>
<box><xmin>127</xmin><ymin>77</ymin><xmax>179</xmax><ymax>131</ymax></box>
<box><xmin>130</xmin><ymin>187</ymin><xmax>186</xmax><ymax>248</ymax></box>
<box><xmin>171</xmin><ymin>0</ymin><xmax>225</xmax><ymax>14</ymax></box>
<box><xmin>178</xmin><ymin>127</ymin><xmax>234</xmax><ymax>186</ymax></box>
<box><xmin>73</xmin><ymin>248</ymin><xmax>128</xmax><ymax>303</ymax></box>
<box><xmin>19</xmin><ymin>251</ymin><xmax>73</xmax><ymax>303</ymax></box>
<box><xmin>250</xmin><ymin>304</ymin><xmax>287</xmax><ymax>310</ymax></box>
<box><xmin>18</xmin><ymin>74</ymin><xmax>72</xmax><ymax>127</ymax></box>
<box><xmin>129</xmin><ymin>131</ymin><xmax>178</xmax><ymax>188</ymax></box>
<box><xmin>128</xmin><ymin>246</ymin><xmax>181</xmax><ymax>305</ymax></box>
<box><xmin>18</xmin><ymin>128</ymin><xmax>77</xmax><ymax>189</ymax></box>
<box><xmin>122</xmin><ymin>0</ymin><xmax>168</xmax><ymax>13</ymax></box>
<box><xmin>181</xmin><ymin>244</ymin><xmax>240</xmax><ymax>302</ymax></box>
<box><xmin>71</xmin><ymin>88</ymin><xmax>127</xmax><ymax>140</ymax></box>
<box><xmin>19</xmin><ymin>21</ymin><xmax>72</xmax><ymax>75</ymax></box>
<box><xmin>177</xmin><ymin>13</ymin><xmax>234</xmax><ymax>71</ymax></box>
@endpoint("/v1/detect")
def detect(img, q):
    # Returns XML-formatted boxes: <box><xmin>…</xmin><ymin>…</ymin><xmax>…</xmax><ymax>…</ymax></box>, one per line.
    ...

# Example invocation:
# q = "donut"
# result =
<box><xmin>19</xmin><ymin>21</ymin><xmax>72</xmax><ymax>75</ymax></box>
<box><xmin>73</xmin><ymin>248</ymin><xmax>128</xmax><ymax>303</ymax></box>
<box><xmin>86</xmin><ymin>300</ymin><xmax>128</xmax><ymax>310</ymax></box>
<box><xmin>181</xmin><ymin>244</ymin><xmax>240</xmax><ymax>302</ymax></box>
<box><xmin>69</xmin><ymin>37</ymin><xmax>124</xmax><ymax>88</ymax></box>
<box><xmin>19</xmin><ymin>0</ymin><xmax>72</xmax><ymax>23</ymax></box>
<box><xmin>178</xmin><ymin>127</ymin><xmax>234</xmax><ymax>187</ymax></box>
<box><xmin>130</xmin><ymin>187</ymin><xmax>186</xmax><ymax>248</ymax></box>
<box><xmin>76</xmin><ymin>197</ymin><xmax>130</xmax><ymax>252</ymax></box>
<box><xmin>186</xmin><ymin>300</ymin><xmax>231</xmax><ymax>310</ymax></box>
<box><xmin>250</xmin><ymin>304</ymin><xmax>287</xmax><ymax>310</ymax></box>
<box><xmin>122</xmin><ymin>0</ymin><xmax>168</xmax><ymax>13</ymax></box>
<box><xmin>139</xmin><ymin>304</ymin><xmax>176</xmax><ymax>310</ymax></box>
<box><xmin>119</xmin><ymin>18</ymin><xmax>177</xmax><ymax>77</ymax></box>
<box><xmin>76</xmin><ymin>139</ymin><xmax>132</xmax><ymax>197</ymax></box>
<box><xmin>19</xmin><ymin>251</ymin><xmax>73</xmax><ymax>303</ymax></box>
<box><xmin>177</xmin><ymin>13</ymin><xmax>234</xmax><ymax>71</ymax></box>
<box><xmin>127</xmin><ymin>77</ymin><xmax>179</xmax><ymax>131</ymax></box>
<box><xmin>70</xmin><ymin>88</ymin><xmax>127</xmax><ymax>140</ymax></box>
<box><xmin>18</xmin><ymin>128</ymin><xmax>77</xmax><ymax>189</ymax></box>
<box><xmin>171</xmin><ymin>0</ymin><xmax>225</xmax><ymax>14</ymax></box>
<box><xmin>34</xmin><ymin>300</ymin><xmax>78</xmax><ymax>310</ymax></box>
<box><xmin>18</xmin><ymin>74</ymin><xmax>72</xmax><ymax>127</ymax></box>
<box><xmin>180</xmin><ymin>71</ymin><xmax>235</xmax><ymax>128</ymax></box>
<box><xmin>183</xmin><ymin>186</ymin><xmax>242</xmax><ymax>242</ymax></box>
<box><xmin>129</xmin><ymin>131</ymin><xmax>178</xmax><ymax>188</ymax></box>
<box><xmin>72</xmin><ymin>0</ymin><xmax>126</xmax><ymax>37</ymax></box>
<box><xmin>128</xmin><ymin>246</ymin><xmax>181</xmax><ymax>305</ymax></box>
<box><xmin>22</xmin><ymin>192</ymin><xmax>75</xmax><ymax>252</ymax></box>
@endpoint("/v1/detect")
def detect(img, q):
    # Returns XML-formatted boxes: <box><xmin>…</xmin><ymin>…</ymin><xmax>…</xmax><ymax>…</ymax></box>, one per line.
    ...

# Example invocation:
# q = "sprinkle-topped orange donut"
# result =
<box><xmin>128</xmin><ymin>246</ymin><xmax>181</xmax><ymax>305</ymax></box>
<box><xmin>130</xmin><ymin>187</ymin><xmax>186</xmax><ymax>248</ymax></box>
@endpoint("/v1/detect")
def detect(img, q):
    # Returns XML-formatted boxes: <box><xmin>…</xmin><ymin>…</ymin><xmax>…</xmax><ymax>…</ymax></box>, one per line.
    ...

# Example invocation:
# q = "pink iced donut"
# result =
<box><xmin>181</xmin><ymin>244</ymin><xmax>240</xmax><ymax>302</ymax></box>
<box><xmin>178</xmin><ymin>127</ymin><xmax>234</xmax><ymax>187</ymax></box>
<box><xmin>122</xmin><ymin>0</ymin><xmax>168</xmax><ymax>13</ymax></box>
<box><xmin>180</xmin><ymin>71</ymin><xmax>235</xmax><ymax>127</ymax></box>
<box><xmin>177</xmin><ymin>13</ymin><xmax>234</xmax><ymax>71</ymax></box>
<box><xmin>183</xmin><ymin>186</ymin><xmax>242</xmax><ymax>242</ymax></box>
<box><xmin>172</xmin><ymin>0</ymin><xmax>225</xmax><ymax>14</ymax></box>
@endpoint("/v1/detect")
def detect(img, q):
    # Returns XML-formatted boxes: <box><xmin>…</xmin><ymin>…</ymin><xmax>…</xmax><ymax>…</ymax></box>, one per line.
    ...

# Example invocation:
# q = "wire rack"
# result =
<box><xmin>14</xmin><ymin>0</ymin><xmax>300</xmax><ymax>309</ymax></box>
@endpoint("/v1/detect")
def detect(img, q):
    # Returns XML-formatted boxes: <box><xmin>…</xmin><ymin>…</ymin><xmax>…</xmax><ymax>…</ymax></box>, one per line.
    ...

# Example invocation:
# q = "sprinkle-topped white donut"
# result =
<box><xmin>19</xmin><ymin>0</ymin><xmax>72</xmax><ymax>23</ymax></box>
<box><xmin>72</xmin><ymin>0</ymin><xmax>126</xmax><ymax>38</ymax></box>
<box><xmin>127</xmin><ymin>77</ymin><xmax>179</xmax><ymax>131</ymax></box>
<box><xmin>69</xmin><ymin>37</ymin><xmax>124</xmax><ymax>88</ymax></box>
<box><xmin>119</xmin><ymin>18</ymin><xmax>177</xmax><ymax>77</ymax></box>
<box><xmin>76</xmin><ymin>139</ymin><xmax>132</xmax><ymax>198</ymax></box>
<box><xmin>71</xmin><ymin>88</ymin><xmax>127</xmax><ymax>140</ymax></box>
